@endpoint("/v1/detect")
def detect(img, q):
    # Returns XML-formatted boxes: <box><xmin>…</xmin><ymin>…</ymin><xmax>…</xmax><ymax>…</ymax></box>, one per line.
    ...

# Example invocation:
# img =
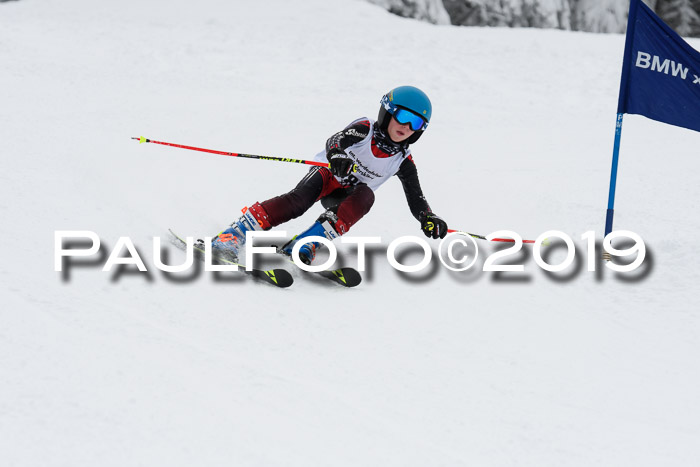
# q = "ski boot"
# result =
<box><xmin>282</xmin><ymin>211</ymin><xmax>345</xmax><ymax>265</ymax></box>
<box><xmin>211</xmin><ymin>202</ymin><xmax>272</xmax><ymax>260</ymax></box>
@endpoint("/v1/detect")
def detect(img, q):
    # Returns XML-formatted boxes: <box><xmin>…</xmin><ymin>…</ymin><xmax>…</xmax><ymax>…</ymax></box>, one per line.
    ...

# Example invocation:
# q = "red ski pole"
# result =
<box><xmin>447</xmin><ymin>229</ymin><xmax>541</xmax><ymax>244</ymax></box>
<box><xmin>132</xmin><ymin>136</ymin><xmax>337</xmax><ymax>170</ymax></box>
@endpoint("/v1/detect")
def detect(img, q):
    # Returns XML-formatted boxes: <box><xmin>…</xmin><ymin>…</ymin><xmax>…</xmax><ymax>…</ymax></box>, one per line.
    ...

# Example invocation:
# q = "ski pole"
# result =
<box><xmin>132</xmin><ymin>136</ymin><xmax>348</xmax><ymax>170</ymax></box>
<box><xmin>448</xmin><ymin>229</ymin><xmax>543</xmax><ymax>244</ymax></box>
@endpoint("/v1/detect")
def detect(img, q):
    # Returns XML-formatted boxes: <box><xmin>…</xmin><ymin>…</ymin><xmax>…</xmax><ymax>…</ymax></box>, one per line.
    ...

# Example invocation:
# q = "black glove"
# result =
<box><xmin>419</xmin><ymin>211</ymin><xmax>448</xmax><ymax>239</ymax></box>
<box><xmin>327</xmin><ymin>149</ymin><xmax>355</xmax><ymax>177</ymax></box>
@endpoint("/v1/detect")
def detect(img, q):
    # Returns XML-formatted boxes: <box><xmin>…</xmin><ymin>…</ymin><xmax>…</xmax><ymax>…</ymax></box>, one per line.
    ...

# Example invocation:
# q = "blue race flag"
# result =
<box><xmin>617</xmin><ymin>0</ymin><xmax>700</xmax><ymax>133</ymax></box>
<box><xmin>605</xmin><ymin>0</ymin><xmax>700</xmax><ymax>237</ymax></box>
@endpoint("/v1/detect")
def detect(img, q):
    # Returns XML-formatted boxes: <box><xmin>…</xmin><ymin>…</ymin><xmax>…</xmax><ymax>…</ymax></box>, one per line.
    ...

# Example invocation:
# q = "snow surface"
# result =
<box><xmin>2</xmin><ymin>0</ymin><xmax>700</xmax><ymax>465</ymax></box>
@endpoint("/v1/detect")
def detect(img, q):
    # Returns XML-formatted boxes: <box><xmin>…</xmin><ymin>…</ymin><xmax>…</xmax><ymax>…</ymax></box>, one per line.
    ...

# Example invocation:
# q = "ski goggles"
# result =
<box><xmin>393</xmin><ymin>108</ymin><xmax>428</xmax><ymax>132</ymax></box>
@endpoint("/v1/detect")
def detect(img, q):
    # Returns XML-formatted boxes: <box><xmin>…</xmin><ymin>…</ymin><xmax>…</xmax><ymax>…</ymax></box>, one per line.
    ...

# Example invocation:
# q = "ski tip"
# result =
<box><xmin>345</xmin><ymin>270</ymin><xmax>362</xmax><ymax>287</ymax></box>
<box><xmin>331</xmin><ymin>267</ymin><xmax>362</xmax><ymax>287</ymax></box>
<box><xmin>273</xmin><ymin>269</ymin><xmax>294</xmax><ymax>288</ymax></box>
<box><xmin>131</xmin><ymin>136</ymin><xmax>148</xmax><ymax>143</ymax></box>
<box><xmin>254</xmin><ymin>268</ymin><xmax>294</xmax><ymax>288</ymax></box>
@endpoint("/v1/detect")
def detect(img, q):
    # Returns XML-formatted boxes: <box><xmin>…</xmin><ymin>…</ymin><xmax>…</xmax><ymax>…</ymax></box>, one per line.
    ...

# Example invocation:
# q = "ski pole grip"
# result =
<box><xmin>324</xmin><ymin>163</ymin><xmax>358</xmax><ymax>172</ymax></box>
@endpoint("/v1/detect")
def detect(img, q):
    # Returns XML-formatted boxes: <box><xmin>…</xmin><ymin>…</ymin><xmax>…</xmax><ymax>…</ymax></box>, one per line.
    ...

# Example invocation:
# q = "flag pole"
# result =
<box><xmin>604</xmin><ymin>0</ymin><xmax>640</xmax><ymax>243</ymax></box>
<box><xmin>604</xmin><ymin>112</ymin><xmax>624</xmax><ymax>237</ymax></box>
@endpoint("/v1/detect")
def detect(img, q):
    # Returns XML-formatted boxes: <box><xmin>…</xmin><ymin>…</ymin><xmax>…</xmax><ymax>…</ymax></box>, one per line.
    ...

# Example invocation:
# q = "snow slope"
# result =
<box><xmin>1</xmin><ymin>0</ymin><xmax>699</xmax><ymax>465</ymax></box>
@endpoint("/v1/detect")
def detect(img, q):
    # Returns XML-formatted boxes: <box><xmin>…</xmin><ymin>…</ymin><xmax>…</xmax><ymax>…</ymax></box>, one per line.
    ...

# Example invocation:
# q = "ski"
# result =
<box><xmin>168</xmin><ymin>229</ymin><xmax>294</xmax><ymax>288</ymax></box>
<box><xmin>274</xmin><ymin>247</ymin><xmax>362</xmax><ymax>288</ymax></box>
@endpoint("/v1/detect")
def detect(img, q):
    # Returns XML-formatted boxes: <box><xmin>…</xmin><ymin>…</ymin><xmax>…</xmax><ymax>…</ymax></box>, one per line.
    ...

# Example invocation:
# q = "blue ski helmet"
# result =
<box><xmin>378</xmin><ymin>86</ymin><xmax>432</xmax><ymax>144</ymax></box>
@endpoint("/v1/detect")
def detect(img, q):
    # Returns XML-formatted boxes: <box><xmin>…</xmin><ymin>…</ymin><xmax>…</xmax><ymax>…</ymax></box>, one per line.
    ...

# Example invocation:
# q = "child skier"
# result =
<box><xmin>211</xmin><ymin>85</ymin><xmax>449</xmax><ymax>264</ymax></box>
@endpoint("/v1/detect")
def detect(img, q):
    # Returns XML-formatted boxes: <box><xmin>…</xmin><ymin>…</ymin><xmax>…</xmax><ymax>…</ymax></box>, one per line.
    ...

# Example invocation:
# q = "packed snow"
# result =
<box><xmin>2</xmin><ymin>0</ymin><xmax>699</xmax><ymax>465</ymax></box>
